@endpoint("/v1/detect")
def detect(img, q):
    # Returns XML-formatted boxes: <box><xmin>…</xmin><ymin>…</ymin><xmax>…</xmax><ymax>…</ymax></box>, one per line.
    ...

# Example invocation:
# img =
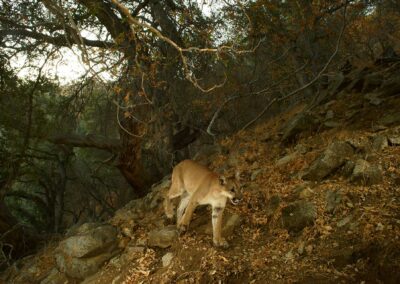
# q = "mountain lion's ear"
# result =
<box><xmin>219</xmin><ymin>176</ymin><xmax>226</xmax><ymax>185</ymax></box>
<box><xmin>235</xmin><ymin>170</ymin><xmax>241</xmax><ymax>181</ymax></box>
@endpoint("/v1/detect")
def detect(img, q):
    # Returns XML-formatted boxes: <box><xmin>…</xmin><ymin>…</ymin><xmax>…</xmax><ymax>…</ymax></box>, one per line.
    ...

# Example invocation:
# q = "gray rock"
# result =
<box><xmin>222</xmin><ymin>213</ymin><xmax>242</xmax><ymax>237</ymax></box>
<box><xmin>325</xmin><ymin>110</ymin><xmax>335</xmax><ymax>120</ymax></box>
<box><xmin>276</xmin><ymin>152</ymin><xmax>298</xmax><ymax>166</ymax></box>
<box><xmin>294</xmin><ymin>144</ymin><xmax>308</xmax><ymax>154</ymax></box>
<box><xmin>148</xmin><ymin>194</ymin><xmax>163</xmax><ymax>210</ymax></box>
<box><xmin>40</xmin><ymin>268</ymin><xmax>68</xmax><ymax>284</ymax></box>
<box><xmin>388</xmin><ymin>135</ymin><xmax>400</xmax><ymax>146</ymax></box>
<box><xmin>364</xmin><ymin>93</ymin><xmax>383</xmax><ymax>106</ymax></box>
<box><xmin>362</xmin><ymin>73</ymin><xmax>384</xmax><ymax>93</ymax></box>
<box><xmin>66</xmin><ymin>222</ymin><xmax>99</xmax><ymax>237</ymax></box>
<box><xmin>379</xmin><ymin>73</ymin><xmax>400</xmax><ymax>97</ymax></box>
<box><xmin>111</xmin><ymin>198</ymin><xmax>145</xmax><ymax>226</ymax></box>
<box><xmin>293</xmin><ymin>183</ymin><xmax>314</xmax><ymax>199</ymax></box>
<box><xmin>325</xmin><ymin>190</ymin><xmax>342</xmax><ymax>213</ymax></box>
<box><xmin>56</xmin><ymin>250</ymin><xmax>116</xmax><ymax>280</ymax></box>
<box><xmin>345</xmin><ymin>110</ymin><xmax>360</xmax><ymax>119</ymax></box>
<box><xmin>378</xmin><ymin>112</ymin><xmax>400</xmax><ymax>125</ymax></box>
<box><xmin>55</xmin><ymin>224</ymin><xmax>118</xmax><ymax>279</ymax></box>
<box><xmin>297</xmin><ymin>241</ymin><xmax>305</xmax><ymax>255</ymax></box>
<box><xmin>162</xmin><ymin>252</ymin><xmax>174</xmax><ymax>267</ymax></box>
<box><xmin>323</xmin><ymin>100</ymin><xmax>337</xmax><ymax>110</ymax></box>
<box><xmin>148</xmin><ymin>226</ymin><xmax>178</xmax><ymax>248</ymax></box>
<box><xmin>103</xmin><ymin>246</ymin><xmax>145</xmax><ymax>273</ymax></box>
<box><xmin>250</xmin><ymin>169</ymin><xmax>263</xmax><ymax>181</ymax></box>
<box><xmin>324</xmin><ymin>120</ymin><xmax>341</xmax><ymax>128</ymax></box>
<box><xmin>281</xmin><ymin>112</ymin><xmax>320</xmax><ymax>142</ymax></box>
<box><xmin>60</xmin><ymin>225</ymin><xmax>117</xmax><ymax>258</ymax></box>
<box><xmin>346</xmin><ymin>137</ymin><xmax>370</xmax><ymax>151</ymax></box>
<box><xmin>327</xmin><ymin>73</ymin><xmax>345</xmax><ymax>95</ymax></box>
<box><xmin>282</xmin><ymin>201</ymin><xmax>316</xmax><ymax>233</ymax></box>
<box><xmin>302</xmin><ymin>142</ymin><xmax>354</xmax><ymax>181</ymax></box>
<box><xmin>371</xmin><ymin>124</ymin><xmax>387</xmax><ymax>132</ymax></box>
<box><xmin>372</xmin><ymin>135</ymin><xmax>388</xmax><ymax>151</ymax></box>
<box><xmin>337</xmin><ymin>215</ymin><xmax>353</xmax><ymax>227</ymax></box>
<box><xmin>341</xmin><ymin>160</ymin><xmax>356</xmax><ymax>177</ymax></box>
<box><xmin>370</xmin><ymin>97</ymin><xmax>383</xmax><ymax>106</ymax></box>
<box><xmin>351</xmin><ymin>159</ymin><xmax>383</xmax><ymax>185</ymax></box>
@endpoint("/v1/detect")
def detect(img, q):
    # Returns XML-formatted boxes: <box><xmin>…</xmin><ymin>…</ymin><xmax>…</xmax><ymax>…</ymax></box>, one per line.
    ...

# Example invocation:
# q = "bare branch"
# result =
<box><xmin>0</xmin><ymin>28</ymin><xmax>114</xmax><ymax>48</ymax></box>
<box><xmin>114</xmin><ymin>101</ymin><xmax>146</xmax><ymax>138</ymax></box>
<box><xmin>240</xmin><ymin>2</ymin><xmax>348</xmax><ymax>131</ymax></box>
<box><xmin>206</xmin><ymin>61</ymin><xmax>308</xmax><ymax>136</ymax></box>
<box><xmin>48</xmin><ymin>134</ymin><xmax>121</xmax><ymax>152</ymax></box>
<box><xmin>110</xmin><ymin>0</ymin><xmax>261</xmax><ymax>92</ymax></box>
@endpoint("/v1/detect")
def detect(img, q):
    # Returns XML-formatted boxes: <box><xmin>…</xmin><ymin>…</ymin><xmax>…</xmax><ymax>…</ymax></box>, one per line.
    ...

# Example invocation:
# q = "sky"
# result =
<box><xmin>11</xmin><ymin>48</ymin><xmax>88</xmax><ymax>84</ymax></box>
<box><xmin>10</xmin><ymin>0</ymin><xmax>220</xmax><ymax>84</ymax></box>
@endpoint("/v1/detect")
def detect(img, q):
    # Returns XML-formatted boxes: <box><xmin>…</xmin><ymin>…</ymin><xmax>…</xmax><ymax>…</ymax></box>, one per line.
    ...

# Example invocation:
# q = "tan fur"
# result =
<box><xmin>164</xmin><ymin>160</ymin><xmax>242</xmax><ymax>248</ymax></box>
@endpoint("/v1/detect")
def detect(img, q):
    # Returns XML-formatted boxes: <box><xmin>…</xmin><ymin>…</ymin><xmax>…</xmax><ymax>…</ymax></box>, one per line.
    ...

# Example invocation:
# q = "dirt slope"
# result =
<box><xmin>2</xmin><ymin>61</ymin><xmax>400</xmax><ymax>284</ymax></box>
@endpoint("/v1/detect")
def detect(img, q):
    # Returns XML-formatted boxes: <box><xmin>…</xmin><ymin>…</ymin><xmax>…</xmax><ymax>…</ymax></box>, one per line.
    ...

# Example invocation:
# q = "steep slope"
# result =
<box><xmin>2</xmin><ymin>60</ymin><xmax>400</xmax><ymax>284</ymax></box>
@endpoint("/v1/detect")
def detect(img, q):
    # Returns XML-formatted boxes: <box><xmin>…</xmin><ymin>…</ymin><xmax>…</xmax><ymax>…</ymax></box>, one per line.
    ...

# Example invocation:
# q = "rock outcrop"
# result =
<box><xmin>282</xmin><ymin>201</ymin><xmax>317</xmax><ymax>233</ymax></box>
<box><xmin>55</xmin><ymin>223</ymin><xmax>119</xmax><ymax>279</ymax></box>
<box><xmin>302</xmin><ymin>141</ymin><xmax>354</xmax><ymax>181</ymax></box>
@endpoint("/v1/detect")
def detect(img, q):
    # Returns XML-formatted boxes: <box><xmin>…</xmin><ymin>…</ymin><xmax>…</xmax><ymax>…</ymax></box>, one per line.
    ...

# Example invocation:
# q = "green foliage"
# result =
<box><xmin>0</xmin><ymin>61</ymin><xmax>127</xmax><ymax>232</ymax></box>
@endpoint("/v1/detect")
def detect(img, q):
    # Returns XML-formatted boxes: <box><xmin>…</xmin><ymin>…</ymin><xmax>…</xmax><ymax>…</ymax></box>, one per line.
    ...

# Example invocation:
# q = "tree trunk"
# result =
<box><xmin>0</xmin><ymin>198</ymin><xmax>39</xmax><ymax>266</ymax></box>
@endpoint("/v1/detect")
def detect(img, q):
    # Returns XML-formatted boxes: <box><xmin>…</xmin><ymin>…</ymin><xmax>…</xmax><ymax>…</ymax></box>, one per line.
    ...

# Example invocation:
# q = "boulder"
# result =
<box><xmin>162</xmin><ymin>252</ymin><xmax>174</xmax><ymax>267</ymax></box>
<box><xmin>378</xmin><ymin>112</ymin><xmax>400</xmax><ymax>126</ymax></box>
<box><xmin>40</xmin><ymin>268</ymin><xmax>68</xmax><ymax>284</ymax></box>
<box><xmin>341</xmin><ymin>160</ymin><xmax>356</xmax><ymax>177</ymax></box>
<box><xmin>275</xmin><ymin>152</ymin><xmax>298</xmax><ymax>166</ymax></box>
<box><xmin>148</xmin><ymin>226</ymin><xmax>178</xmax><ymax>248</ymax></box>
<box><xmin>56</xmin><ymin>252</ymin><xmax>115</xmax><ymax>280</ymax></box>
<box><xmin>60</xmin><ymin>225</ymin><xmax>117</xmax><ymax>258</ymax></box>
<box><xmin>364</xmin><ymin>93</ymin><xmax>383</xmax><ymax>106</ymax></box>
<box><xmin>55</xmin><ymin>223</ymin><xmax>119</xmax><ymax>279</ymax></box>
<box><xmin>346</xmin><ymin>137</ymin><xmax>370</xmax><ymax>152</ymax></box>
<box><xmin>250</xmin><ymin>169</ymin><xmax>263</xmax><ymax>181</ymax></box>
<box><xmin>222</xmin><ymin>213</ymin><xmax>242</xmax><ymax>237</ymax></box>
<box><xmin>362</xmin><ymin>73</ymin><xmax>384</xmax><ymax>93</ymax></box>
<box><xmin>388</xmin><ymin>135</ymin><xmax>400</xmax><ymax>146</ymax></box>
<box><xmin>281</xmin><ymin>112</ymin><xmax>320</xmax><ymax>142</ymax></box>
<box><xmin>302</xmin><ymin>141</ymin><xmax>354</xmax><ymax>181</ymax></box>
<box><xmin>326</xmin><ymin>73</ymin><xmax>346</xmax><ymax>95</ymax></box>
<box><xmin>378</xmin><ymin>73</ymin><xmax>400</xmax><ymax>97</ymax></box>
<box><xmin>325</xmin><ymin>110</ymin><xmax>335</xmax><ymax>120</ymax></box>
<box><xmin>294</xmin><ymin>143</ymin><xmax>308</xmax><ymax>154</ymax></box>
<box><xmin>282</xmin><ymin>201</ymin><xmax>316</xmax><ymax>233</ymax></box>
<box><xmin>372</xmin><ymin>135</ymin><xmax>388</xmax><ymax>151</ymax></box>
<box><xmin>351</xmin><ymin>159</ymin><xmax>383</xmax><ymax>185</ymax></box>
<box><xmin>323</xmin><ymin>120</ymin><xmax>341</xmax><ymax>128</ymax></box>
<box><xmin>66</xmin><ymin>222</ymin><xmax>99</xmax><ymax>237</ymax></box>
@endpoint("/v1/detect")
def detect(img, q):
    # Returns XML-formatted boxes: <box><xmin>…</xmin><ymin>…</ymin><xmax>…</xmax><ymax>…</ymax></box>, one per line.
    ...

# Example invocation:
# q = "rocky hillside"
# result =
<box><xmin>2</xmin><ymin>60</ymin><xmax>400</xmax><ymax>283</ymax></box>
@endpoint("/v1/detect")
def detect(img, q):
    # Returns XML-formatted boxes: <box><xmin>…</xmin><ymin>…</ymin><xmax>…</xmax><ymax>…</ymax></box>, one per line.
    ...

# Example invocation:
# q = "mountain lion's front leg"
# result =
<box><xmin>212</xmin><ymin>206</ymin><xmax>228</xmax><ymax>248</ymax></box>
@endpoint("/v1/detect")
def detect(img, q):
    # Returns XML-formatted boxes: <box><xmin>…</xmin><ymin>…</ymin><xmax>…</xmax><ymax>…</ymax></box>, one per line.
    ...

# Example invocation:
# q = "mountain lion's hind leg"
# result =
<box><xmin>177</xmin><ymin>192</ymin><xmax>190</xmax><ymax>225</ymax></box>
<box><xmin>164</xmin><ymin>173</ymin><xmax>184</xmax><ymax>219</ymax></box>
<box><xmin>178</xmin><ymin>196</ymin><xmax>198</xmax><ymax>233</ymax></box>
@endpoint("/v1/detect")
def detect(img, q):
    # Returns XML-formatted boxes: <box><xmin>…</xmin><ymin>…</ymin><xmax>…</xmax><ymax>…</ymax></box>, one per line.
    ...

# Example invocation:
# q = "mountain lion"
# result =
<box><xmin>164</xmin><ymin>160</ymin><xmax>242</xmax><ymax>248</ymax></box>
